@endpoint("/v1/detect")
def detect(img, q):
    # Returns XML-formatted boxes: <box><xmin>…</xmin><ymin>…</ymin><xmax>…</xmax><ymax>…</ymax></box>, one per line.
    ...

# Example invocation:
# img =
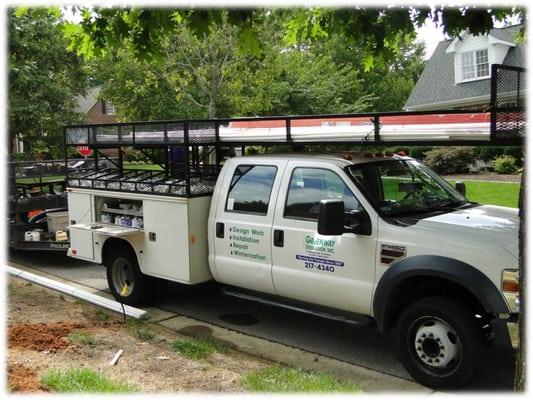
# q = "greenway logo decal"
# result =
<box><xmin>305</xmin><ymin>236</ymin><xmax>336</xmax><ymax>253</ymax></box>
<box><xmin>300</xmin><ymin>235</ymin><xmax>342</xmax><ymax>273</ymax></box>
<box><xmin>229</xmin><ymin>226</ymin><xmax>266</xmax><ymax>261</ymax></box>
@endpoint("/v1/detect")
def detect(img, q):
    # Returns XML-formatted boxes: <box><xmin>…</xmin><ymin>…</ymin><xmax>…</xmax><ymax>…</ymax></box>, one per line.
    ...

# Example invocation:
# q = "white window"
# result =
<box><xmin>461</xmin><ymin>49</ymin><xmax>489</xmax><ymax>81</ymax></box>
<box><xmin>104</xmin><ymin>102</ymin><xmax>116</xmax><ymax>115</ymax></box>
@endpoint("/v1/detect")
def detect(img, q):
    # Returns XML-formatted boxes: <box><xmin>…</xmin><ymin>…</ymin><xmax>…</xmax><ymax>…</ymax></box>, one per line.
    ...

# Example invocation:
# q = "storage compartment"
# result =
<box><xmin>94</xmin><ymin>196</ymin><xmax>143</xmax><ymax>229</ymax></box>
<box><xmin>47</xmin><ymin>211</ymin><xmax>69</xmax><ymax>233</ymax></box>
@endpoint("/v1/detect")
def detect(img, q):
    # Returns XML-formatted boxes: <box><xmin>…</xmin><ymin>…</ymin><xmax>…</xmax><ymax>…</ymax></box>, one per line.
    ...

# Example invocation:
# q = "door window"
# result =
<box><xmin>285</xmin><ymin>168</ymin><xmax>361</xmax><ymax>220</ymax></box>
<box><xmin>225</xmin><ymin>165</ymin><xmax>277</xmax><ymax>215</ymax></box>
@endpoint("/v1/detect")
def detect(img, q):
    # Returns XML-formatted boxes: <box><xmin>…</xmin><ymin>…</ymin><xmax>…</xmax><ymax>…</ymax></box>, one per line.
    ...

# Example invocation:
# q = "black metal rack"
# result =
<box><xmin>64</xmin><ymin>93</ymin><xmax>525</xmax><ymax>199</ymax></box>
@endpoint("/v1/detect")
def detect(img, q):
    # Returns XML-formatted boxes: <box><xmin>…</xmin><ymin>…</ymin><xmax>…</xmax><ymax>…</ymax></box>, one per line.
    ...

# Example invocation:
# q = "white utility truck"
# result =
<box><xmin>65</xmin><ymin>113</ymin><xmax>519</xmax><ymax>389</ymax></box>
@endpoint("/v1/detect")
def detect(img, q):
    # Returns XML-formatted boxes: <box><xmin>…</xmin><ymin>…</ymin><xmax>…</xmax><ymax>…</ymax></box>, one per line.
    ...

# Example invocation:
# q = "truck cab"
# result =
<box><xmin>206</xmin><ymin>153</ymin><xmax>519</xmax><ymax>388</ymax></box>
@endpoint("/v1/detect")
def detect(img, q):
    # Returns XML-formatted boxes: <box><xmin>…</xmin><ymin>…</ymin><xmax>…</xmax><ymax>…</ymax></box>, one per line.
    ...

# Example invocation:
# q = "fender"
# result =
<box><xmin>373</xmin><ymin>255</ymin><xmax>509</xmax><ymax>332</ymax></box>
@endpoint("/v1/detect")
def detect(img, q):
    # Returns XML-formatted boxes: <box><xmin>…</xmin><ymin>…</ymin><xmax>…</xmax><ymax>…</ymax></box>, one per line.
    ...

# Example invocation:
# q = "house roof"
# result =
<box><xmin>74</xmin><ymin>85</ymin><xmax>101</xmax><ymax>114</ymax></box>
<box><xmin>404</xmin><ymin>25</ymin><xmax>524</xmax><ymax>111</ymax></box>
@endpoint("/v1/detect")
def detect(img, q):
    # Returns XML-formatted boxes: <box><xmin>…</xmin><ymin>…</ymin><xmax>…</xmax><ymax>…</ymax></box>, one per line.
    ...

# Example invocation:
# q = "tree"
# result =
<box><xmin>8</xmin><ymin>8</ymin><xmax>89</xmax><ymax>157</ymax></box>
<box><xmin>63</xmin><ymin>6</ymin><xmax>524</xmax><ymax>68</ymax></box>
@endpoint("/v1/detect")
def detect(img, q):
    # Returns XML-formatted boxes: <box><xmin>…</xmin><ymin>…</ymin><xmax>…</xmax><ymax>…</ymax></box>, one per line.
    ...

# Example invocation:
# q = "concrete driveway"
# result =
<box><xmin>8</xmin><ymin>250</ymin><xmax>516</xmax><ymax>391</ymax></box>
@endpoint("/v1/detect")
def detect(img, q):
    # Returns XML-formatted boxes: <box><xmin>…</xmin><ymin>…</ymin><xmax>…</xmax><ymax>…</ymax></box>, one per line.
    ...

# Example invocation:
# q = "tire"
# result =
<box><xmin>395</xmin><ymin>296</ymin><xmax>482</xmax><ymax>389</ymax></box>
<box><xmin>105</xmin><ymin>246</ymin><xmax>153</xmax><ymax>306</ymax></box>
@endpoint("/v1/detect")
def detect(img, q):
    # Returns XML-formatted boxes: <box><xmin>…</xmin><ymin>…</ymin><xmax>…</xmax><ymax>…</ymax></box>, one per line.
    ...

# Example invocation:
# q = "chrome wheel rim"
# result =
<box><xmin>409</xmin><ymin>316</ymin><xmax>462</xmax><ymax>375</ymax></box>
<box><xmin>112</xmin><ymin>257</ymin><xmax>134</xmax><ymax>297</ymax></box>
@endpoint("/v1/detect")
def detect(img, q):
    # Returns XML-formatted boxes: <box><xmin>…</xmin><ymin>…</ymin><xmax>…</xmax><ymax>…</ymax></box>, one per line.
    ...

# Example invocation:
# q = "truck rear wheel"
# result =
<box><xmin>396</xmin><ymin>296</ymin><xmax>482</xmax><ymax>389</ymax></box>
<box><xmin>106</xmin><ymin>247</ymin><xmax>152</xmax><ymax>306</ymax></box>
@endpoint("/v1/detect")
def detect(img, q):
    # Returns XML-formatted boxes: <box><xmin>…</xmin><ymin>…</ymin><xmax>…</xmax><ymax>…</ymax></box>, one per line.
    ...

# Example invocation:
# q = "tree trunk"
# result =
<box><xmin>515</xmin><ymin>167</ymin><xmax>525</xmax><ymax>391</ymax></box>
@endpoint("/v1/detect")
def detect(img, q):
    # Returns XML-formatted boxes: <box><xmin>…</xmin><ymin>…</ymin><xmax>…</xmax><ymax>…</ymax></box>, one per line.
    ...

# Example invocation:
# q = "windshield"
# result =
<box><xmin>346</xmin><ymin>159</ymin><xmax>470</xmax><ymax>217</ymax></box>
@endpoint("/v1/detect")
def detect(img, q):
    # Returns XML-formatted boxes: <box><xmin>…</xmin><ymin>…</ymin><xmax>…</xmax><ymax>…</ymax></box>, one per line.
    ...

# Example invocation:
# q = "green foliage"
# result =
<box><xmin>241</xmin><ymin>366</ymin><xmax>359</xmax><ymax>392</ymax></box>
<box><xmin>448</xmin><ymin>180</ymin><xmax>519</xmax><ymax>208</ymax></box>
<box><xmin>171</xmin><ymin>337</ymin><xmax>228</xmax><ymax>359</ymax></box>
<box><xmin>9</xmin><ymin>8</ymin><xmax>89</xmax><ymax>156</ymax></box>
<box><xmin>493</xmin><ymin>155</ymin><xmax>517</xmax><ymax>174</ymax></box>
<box><xmin>68</xmin><ymin>332</ymin><xmax>96</xmax><ymax>346</ymax></box>
<box><xmin>65</xmin><ymin>7</ymin><xmax>523</xmax><ymax>70</ymax></box>
<box><xmin>127</xmin><ymin>319</ymin><xmax>155</xmax><ymax>341</ymax></box>
<box><xmin>408</xmin><ymin>146</ymin><xmax>434</xmax><ymax>160</ymax></box>
<box><xmin>503</xmin><ymin>147</ymin><xmax>524</xmax><ymax>167</ymax></box>
<box><xmin>42</xmin><ymin>368</ymin><xmax>135</xmax><ymax>393</ymax></box>
<box><xmin>92</xmin><ymin>13</ymin><xmax>422</xmax><ymax>121</ymax></box>
<box><xmin>424</xmin><ymin>146</ymin><xmax>475</xmax><ymax>174</ymax></box>
<box><xmin>475</xmin><ymin>146</ymin><xmax>505</xmax><ymax>162</ymax></box>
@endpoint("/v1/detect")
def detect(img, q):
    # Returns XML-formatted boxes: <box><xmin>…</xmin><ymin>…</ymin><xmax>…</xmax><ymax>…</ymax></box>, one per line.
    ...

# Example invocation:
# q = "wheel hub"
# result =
<box><xmin>112</xmin><ymin>257</ymin><xmax>135</xmax><ymax>297</ymax></box>
<box><xmin>414</xmin><ymin>319</ymin><xmax>459</xmax><ymax>369</ymax></box>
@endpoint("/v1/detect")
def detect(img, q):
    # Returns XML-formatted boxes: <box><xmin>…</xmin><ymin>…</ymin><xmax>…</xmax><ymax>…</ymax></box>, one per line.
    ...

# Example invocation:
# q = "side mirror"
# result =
<box><xmin>345</xmin><ymin>209</ymin><xmax>372</xmax><ymax>236</ymax></box>
<box><xmin>455</xmin><ymin>181</ymin><xmax>466</xmax><ymax>197</ymax></box>
<box><xmin>317</xmin><ymin>200</ymin><xmax>372</xmax><ymax>236</ymax></box>
<box><xmin>317</xmin><ymin>200</ymin><xmax>344</xmax><ymax>235</ymax></box>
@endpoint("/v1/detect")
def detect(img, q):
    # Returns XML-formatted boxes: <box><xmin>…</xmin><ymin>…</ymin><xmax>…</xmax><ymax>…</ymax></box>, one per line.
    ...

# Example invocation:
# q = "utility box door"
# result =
<box><xmin>142</xmin><ymin>199</ymin><xmax>190</xmax><ymax>282</ymax></box>
<box><xmin>69</xmin><ymin>227</ymin><xmax>94</xmax><ymax>260</ymax></box>
<box><xmin>68</xmin><ymin>191</ymin><xmax>93</xmax><ymax>224</ymax></box>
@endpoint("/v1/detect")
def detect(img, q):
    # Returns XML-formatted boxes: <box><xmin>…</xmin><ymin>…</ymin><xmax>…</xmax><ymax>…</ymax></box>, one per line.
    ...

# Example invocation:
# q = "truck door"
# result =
<box><xmin>212</xmin><ymin>161</ymin><xmax>285</xmax><ymax>294</ymax></box>
<box><xmin>271</xmin><ymin>163</ymin><xmax>377</xmax><ymax>315</ymax></box>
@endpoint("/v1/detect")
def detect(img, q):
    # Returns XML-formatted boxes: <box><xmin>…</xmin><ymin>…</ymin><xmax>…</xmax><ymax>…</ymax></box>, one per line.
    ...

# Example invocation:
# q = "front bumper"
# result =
<box><xmin>492</xmin><ymin>313</ymin><xmax>519</xmax><ymax>350</ymax></box>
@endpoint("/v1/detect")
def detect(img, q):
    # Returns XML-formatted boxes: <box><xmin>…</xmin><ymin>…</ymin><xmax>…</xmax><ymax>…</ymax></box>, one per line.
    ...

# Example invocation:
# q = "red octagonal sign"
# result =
<box><xmin>76</xmin><ymin>145</ymin><xmax>93</xmax><ymax>158</ymax></box>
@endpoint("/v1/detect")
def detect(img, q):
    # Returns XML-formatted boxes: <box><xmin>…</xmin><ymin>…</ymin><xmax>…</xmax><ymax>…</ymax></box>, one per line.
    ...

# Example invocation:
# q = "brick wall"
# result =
<box><xmin>86</xmin><ymin>101</ymin><xmax>117</xmax><ymax>124</ymax></box>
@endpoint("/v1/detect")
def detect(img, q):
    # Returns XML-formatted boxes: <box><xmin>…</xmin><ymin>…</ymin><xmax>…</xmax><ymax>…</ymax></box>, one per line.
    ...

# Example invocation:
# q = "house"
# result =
<box><xmin>404</xmin><ymin>25</ymin><xmax>525</xmax><ymax>111</ymax></box>
<box><xmin>74</xmin><ymin>85</ymin><xmax>118</xmax><ymax>124</ymax></box>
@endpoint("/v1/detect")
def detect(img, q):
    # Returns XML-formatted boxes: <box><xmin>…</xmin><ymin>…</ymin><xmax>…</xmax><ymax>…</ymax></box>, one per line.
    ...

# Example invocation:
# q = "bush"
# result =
<box><xmin>503</xmin><ymin>147</ymin><xmax>524</xmax><ymax>167</ymax></box>
<box><xmin>423</xmin><ymin>147</ymin><xmax>475</xmax><ymax>174</ymax></box>
<box><xmin>474</xmin><ymin>146</ymin><xmax>505</xmax><ymax>162</ymax></box>
<box><xmin>408</xmin><ymin>146</ymin><xmax>434</xmax><ymax>160</ymax></box>
<box><xmin>493</xmin><ymin>155</ymin><xmax>517</xmax><ymax>174</ymax></box>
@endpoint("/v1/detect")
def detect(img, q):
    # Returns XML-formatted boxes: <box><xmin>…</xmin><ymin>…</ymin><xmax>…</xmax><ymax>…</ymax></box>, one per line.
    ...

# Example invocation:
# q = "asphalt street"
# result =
<box><xmin>8</xmin><ymin>250</ymin><xmax>516</xmax><ymax>391</ymax></box>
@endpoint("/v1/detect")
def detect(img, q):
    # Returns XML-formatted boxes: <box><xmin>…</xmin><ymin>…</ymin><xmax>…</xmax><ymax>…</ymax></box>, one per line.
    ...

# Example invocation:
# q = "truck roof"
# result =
<box><xmin>234</xmin><ymin>153</ymin><xmax>412</xmax><ymax>168</ymax></box>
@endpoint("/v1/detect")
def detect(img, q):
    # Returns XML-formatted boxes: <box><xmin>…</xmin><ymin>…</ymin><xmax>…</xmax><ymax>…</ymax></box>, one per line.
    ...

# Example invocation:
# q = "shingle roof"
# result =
<box><xmin>404</xmin><ymin>25</ymin><xmax>524</xmax><ymax>110</ymax></box>
<box><xmin>74</xmin><ymin>85</ymin><xmax>101</xmax><ymax>114</ymax></box>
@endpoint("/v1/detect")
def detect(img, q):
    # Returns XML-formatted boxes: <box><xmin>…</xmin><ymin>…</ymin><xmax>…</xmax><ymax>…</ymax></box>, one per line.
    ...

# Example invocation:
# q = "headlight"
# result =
<box><xmin>501</xmin><ymin>269</ymin><xmax>520</xmax><ymax>313</ymax></box>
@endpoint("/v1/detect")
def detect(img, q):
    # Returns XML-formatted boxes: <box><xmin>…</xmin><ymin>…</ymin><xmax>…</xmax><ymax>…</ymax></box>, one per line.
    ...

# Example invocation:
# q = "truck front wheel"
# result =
<box><xmin>106</xmin><ymin>247</ymin><xmax>152</xmax><ymax>306</ymax></box>
<box><xmin>396</xmin><ymin>296</ymin><xmax>482</xmax><ymax>389</ymax></box>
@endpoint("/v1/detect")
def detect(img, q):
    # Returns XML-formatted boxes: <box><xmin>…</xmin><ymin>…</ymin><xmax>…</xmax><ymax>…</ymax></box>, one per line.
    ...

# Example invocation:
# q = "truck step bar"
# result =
<box><xmin>222</xmin><ymin>287</ymin><xmax>374</xmax><ymax>327</ymax></box>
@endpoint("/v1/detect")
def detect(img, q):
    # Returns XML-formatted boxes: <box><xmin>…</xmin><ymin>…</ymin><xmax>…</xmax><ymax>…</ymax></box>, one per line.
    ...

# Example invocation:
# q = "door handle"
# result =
<box><xmin>274</xmin><ymin>229</ymin><xmax>284</xmax><ymax>247</ymax></box>
<box><xmin>216</xmin><ymin>222</ymin><xmax>224</xmax><ymax>238</ymax></box>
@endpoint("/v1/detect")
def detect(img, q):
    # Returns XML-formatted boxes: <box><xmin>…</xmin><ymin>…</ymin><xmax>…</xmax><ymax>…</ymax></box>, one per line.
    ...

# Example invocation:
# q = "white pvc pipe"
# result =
<box><xmin>6</xmin><ymin>265</ymin><xmax>147</xmax><ymax>319</ymax></box>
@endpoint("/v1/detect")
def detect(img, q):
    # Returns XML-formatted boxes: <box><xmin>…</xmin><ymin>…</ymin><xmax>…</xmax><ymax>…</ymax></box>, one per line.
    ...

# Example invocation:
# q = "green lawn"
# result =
<box><xmin>16</xmin><ymin>175</ymin><xmax>65</xmax><ymax>184</ymax></box>
<box><xmin>382</xmin><ymin>177</ymin><xmax>519</xmax><ymax>208</ymax></box>
<box><xmin>241</xmin><ymin>366</ymin><xmax>359</xmax><ymax>393</ymax></box>
<box><xmin>42</xmin><ymin>368</ymin><xmax>135</xmax><ymax>393</ymax></box>
<box><xmin>448</xmin><ymin>180</ymin><xmax>519</xmax><ymax>208</ymax></box>
<box><xmin>123</xmin><ymin>163</ymin><xmax>163</xmax><ymax>171</ymax></box>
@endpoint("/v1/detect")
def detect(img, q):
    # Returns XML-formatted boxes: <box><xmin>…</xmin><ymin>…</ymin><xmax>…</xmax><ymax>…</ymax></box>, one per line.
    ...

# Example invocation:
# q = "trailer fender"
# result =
<box><xmin>372</xmin><ymin>255</ymin><xmax>509</xmax><ymax>332</ymax></box>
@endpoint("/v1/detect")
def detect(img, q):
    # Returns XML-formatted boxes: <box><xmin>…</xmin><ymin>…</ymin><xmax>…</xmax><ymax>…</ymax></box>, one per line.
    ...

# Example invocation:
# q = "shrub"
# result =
<box><xmin>423</xmin><ymin>147</ymin><xmax>475</xmax><ymax>174</ymax></box>
<box><xmin>503</xmin><ymin>147</ymin><xmax>524</xmax><ymax>167</ymax></box>
<box><xmin>408</xmin><ymin>146</ymin><xmax>434</xmax><ymax>160</ymax></box>
<box><xmin>493</xmin><ymin>155</ymin><xmax>517</xmax><ymax>174</ymax></box>
<box><xmin>475</xmin><ymin>146</ymin><xmax>505</xmax><ymax>162</ymax></box>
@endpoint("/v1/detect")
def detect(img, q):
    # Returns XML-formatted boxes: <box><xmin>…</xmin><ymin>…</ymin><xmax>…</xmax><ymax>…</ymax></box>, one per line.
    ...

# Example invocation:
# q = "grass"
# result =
<box><xmin>68</xmin><ymin>332</ymin><xmax>96</xmax><ymax>346</ymax></box>
<box><xmin>241</xmin><ymin>366</ymin><xmax>360</xmax><ymax>393</ymax></box>
<box><xmin>171</xmin><ymin>337</ymin><xmax>228</xmax><ymax>360</ymax></box>
<box><xmin>382</xmin><ymin>177</ymin><xmax>519</xmax><ymax>208</ymax></box>
<box><xmin>41</xmin><ymin>368</ymin><xmax>136</xmax><ymax>393</ymax></box>
<box><xmin>123</xmin><ymin>162</ymin><xmax>163</xmax><ymax>171</ymax></box>
<box><xmin>15</xmin><ymin>175</ymin><xmax>65</xmax><ymax>184</ymax></box>
<box><xmin>127</xmin><ymin>319</ymin><xmax>155</xmax><ymax>341</ymax></box>
<box><xmin>92</xmin><ymin>308</ymin><xmax>110</xmax><ymax>322</ymax></box>
<box><xmin>448</xmin><ymin>180</ymin><xmax>519</xmax><ymax>208</ymax></box>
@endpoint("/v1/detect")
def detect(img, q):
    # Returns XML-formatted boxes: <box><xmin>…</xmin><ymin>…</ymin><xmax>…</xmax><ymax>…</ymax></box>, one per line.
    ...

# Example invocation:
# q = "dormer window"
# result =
<box><xmin>460</xmin><ymin>49</ymin><xmax>489</xmax><ymax>81</ymax></box>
